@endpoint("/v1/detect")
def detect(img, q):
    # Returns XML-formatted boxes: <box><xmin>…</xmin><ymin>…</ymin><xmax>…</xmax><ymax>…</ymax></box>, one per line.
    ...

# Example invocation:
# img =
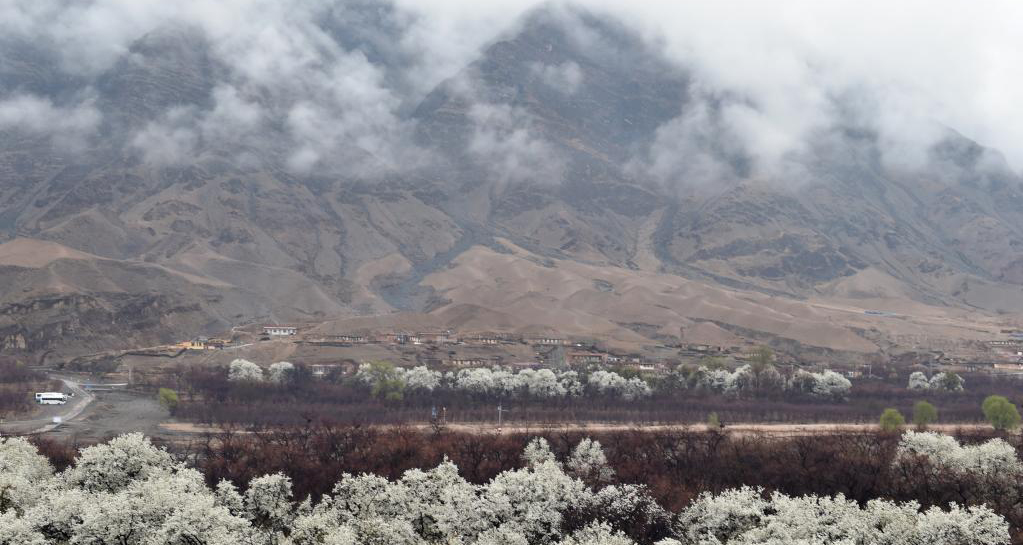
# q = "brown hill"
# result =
<box><xmin>0</xmin><ymin>7</ymin><xmax>1021</xmax><ymax>359</ymax></box>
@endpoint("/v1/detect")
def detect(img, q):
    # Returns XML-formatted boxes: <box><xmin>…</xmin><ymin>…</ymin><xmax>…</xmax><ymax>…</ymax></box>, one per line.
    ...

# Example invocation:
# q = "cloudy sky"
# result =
<box><xmin>2</xmin><ymin>0</ymin><xmax>1021</xmax><ymax>181</ymax></box>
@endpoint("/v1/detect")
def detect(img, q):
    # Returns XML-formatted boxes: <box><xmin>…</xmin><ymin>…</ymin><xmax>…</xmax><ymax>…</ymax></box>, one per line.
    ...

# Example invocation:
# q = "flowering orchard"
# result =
<box><xmin>0</xmin><ymin>432</ymin><xmax>1012</xmax><ymax>544</ymax></box>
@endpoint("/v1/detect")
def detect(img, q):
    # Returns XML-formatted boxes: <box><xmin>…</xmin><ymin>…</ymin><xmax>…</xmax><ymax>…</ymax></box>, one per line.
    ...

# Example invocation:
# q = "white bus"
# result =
<box><xmin>35</xmin><ymin>392</ymin><xmax>68</xmax><ymax>405</ymax></box>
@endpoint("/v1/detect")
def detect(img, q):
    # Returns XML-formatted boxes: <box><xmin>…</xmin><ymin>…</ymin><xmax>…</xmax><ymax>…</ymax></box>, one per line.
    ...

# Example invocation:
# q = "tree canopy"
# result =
<box><xmin>0</xmin><ymin>432</ymin><xmax>1010</xmax><ymax>545</ymax></box>
<box><xmin>982</xmin><ymin>395</ymin><xmax>1021</xmax><ymax>431</ymax></box>
<box><xmin>880</xmin><ymin>408</ymin><xmax>906</xmax><ymax>432</ymax></box>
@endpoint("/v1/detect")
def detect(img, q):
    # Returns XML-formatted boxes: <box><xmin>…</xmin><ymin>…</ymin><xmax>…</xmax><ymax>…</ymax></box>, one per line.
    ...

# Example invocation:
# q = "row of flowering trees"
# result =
<box><xmin>226</xmin><ymin>359</ymin><xmax>859</xmax><ymax>402</ymax></box>
<box><xmin>228</xmin><ymin>359</ymin><xmax>973</xmax><ymax>400</ymax></box>
<box><xmin>0</xmin><ymin>432</ymin><xmax>1010</xmax><ymax>544</ymax></box>
<box><xmin>229</xmin><ymin>359</ymin><xmax>296</xmax><ymax>383</ymax></box>
<box><xmin>908</xmin><ymin>371</ymin><xmax>965</xmax><ymax>392</ymax></box>
<box><xmin>669</xmin><ymin>364</ymin><xmax>854</xmax><ymax>400</ymax></box>
<box><xmin>232</xmin><ymin>362</ymin><xmax>966</xmax><ymax>398</ymax></box>
<box><xmin>355</xmin><ymin>363</ymin><xmax>654</xmax><ymax>401</ymax></box>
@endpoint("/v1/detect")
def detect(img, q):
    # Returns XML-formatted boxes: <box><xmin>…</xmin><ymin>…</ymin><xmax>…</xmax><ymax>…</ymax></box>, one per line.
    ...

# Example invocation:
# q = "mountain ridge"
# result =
<box><xmin>0</xmin><ymin>5</ymin><xmax>1021</xmax><ymax>358</ymax></box>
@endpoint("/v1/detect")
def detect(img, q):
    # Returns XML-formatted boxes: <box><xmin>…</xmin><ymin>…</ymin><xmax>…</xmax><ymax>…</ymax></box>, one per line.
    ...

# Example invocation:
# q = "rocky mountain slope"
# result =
<box><xmin>0</xmin><ymin>6</ymin><xmax>1020</xmax><ymax>357</ymax></box>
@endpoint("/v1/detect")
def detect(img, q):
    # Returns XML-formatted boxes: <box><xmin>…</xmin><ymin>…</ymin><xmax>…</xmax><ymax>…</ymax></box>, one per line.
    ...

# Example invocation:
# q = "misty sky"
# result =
<box><xmin>2</xmin><ymin>0</ymin><xmax>1021</xmax><ymax>183</ymax></box>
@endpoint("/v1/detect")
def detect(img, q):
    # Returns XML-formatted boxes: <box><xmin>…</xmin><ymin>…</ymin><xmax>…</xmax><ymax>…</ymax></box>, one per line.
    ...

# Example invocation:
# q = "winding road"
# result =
<box><xmin>1</xmin><ymin>377</ymin><xmax>94</xmax><ymax>435</ymax></box>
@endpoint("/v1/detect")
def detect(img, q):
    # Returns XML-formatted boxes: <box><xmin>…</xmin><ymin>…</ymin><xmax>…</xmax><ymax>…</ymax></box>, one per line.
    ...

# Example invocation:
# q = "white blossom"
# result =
<box><xmin>930</xmin><ymin>372</ymin><xmax>965</xmax><ymax>392</ymax></box>
<box><xmin>908</xmin><ymin>371</ymin><xmax>930</xmax><ymax>390</ymax></box>
<box><xmin>245</xmin><ymin>472</ymin><xmax>296</xmax><ymax>539</ymax></box>
<box><xmin>895</xmin><ymin>431</ymin><xmax>1022</xmax><ymax>477</ymax></box>
<box><xmin>587</xmin><ymin>371</ymin><xmax>651</xmax><ymax>400</ymax></box>
<box><xmin>811</xmin><ymin>370</ymin><xmax>852</xmax><ymax>400</ymax></box>
<box><xmin>0</xmin><ymin>511</ymin><xmax>46</xmax><ymax>545</ymax></box>
<box><xmin>480</xmin><ymin>460</ymin><xmax>591</xmax><ymax>542</ymax></box>
<box><xmin>559</xmin><ymin>521</ymin><xmax>635</xmax><ymax>545</ymax></box>
<box><xmin>787</xmin><ymin>369</ymin><xmax>851</xmax><ymax>400</ymax></box>
<box><xmin>907</xmin><ymin>372</ymin><xmax>965</xmax><ymax>392</ymax></box>
<box><xmin>0</xmin><ymin>433</ymin><xmax>1013</xmax><ymax>545</ymax></box>
<box><xmin>522</xmin><ymin>368</ymin><xmax>567</xmax><ymax>398</ymax></box>
<box><xmin>62</xmin><ymin>432</ymin><xmax>175</xmax><ymax>493</ymax></box>
<box><xmin>676</xmin><ymin>486</ymin><xmax>1010</xmax><ymax>545</ymax></box>
<box><xmin>268</xmin><ymin>361</ymin><xmax>295</xmax><ymax>383</ymax></box>
<box><xmin>404</xmin><ymin>366</ymin><xmax>442</xmax><ymax>392</ymax></box>
<box><xmin>567</xmin><ymin>438</ymin><xmax>614</xmax><ymax>484</ymax></box>
<box><xmin>229</xmin><ymin>358</ymin><xmax>264</xmax><ymax>382</ymax></box>
<box><xmin>522</xmin><ymin>437</ymin><xmax>559</xmax><ymax>469</ymax></box>
<box><xmin>0</xmin><ymin>437</ymin><xmax>54</xmax><ymax>514</ymax></box>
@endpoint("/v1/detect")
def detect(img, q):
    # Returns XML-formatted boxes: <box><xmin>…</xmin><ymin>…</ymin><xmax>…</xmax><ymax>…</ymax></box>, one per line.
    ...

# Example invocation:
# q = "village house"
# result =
<box><xmin>606</xmin><ymin>354</ymin><xmax>644</xmax><ymax>365</ymax></box>
<box><xmin>465</xmin><ymin>332</ymin><xmax>503</xmax><ymax>345</ymax></box>
<box><xmin>328</xmin><ymin>334</ymin><xmax>368</xmax><ymax>344</ymax></box>
<box><xmin>449</xmin><ymin>357</ymin><xmax>487</xmax><ymax>367</ymax></box>
<box><xmin>310</xmin><ymin>362</ymin><xmax>356</xmax><ymax>378</ymax></box>
<box><xmin>375</xmin><ymin>332</ymin><xmax>421</xmax><ymax>344</ymax></box>
<box><xmin>527</xmin><ymin>336</ymin><xmax>570</xmax><ymax>346</ymax></box>
<box><xmin>181</xmin><ymin>337</ymin><xmax>228</xmax><ymax>350</ymax></box>
<box><xmin>508</xmin><ymin>361</ymin><xmax>541</xmax><ymax>369</ymax></box>
<box><xmin>310</xmin><ymin>363</ymin><xmax>340</xmax><ymax>377</ymax></box>
<box><xmin>419</xmin><ymin>331</ymin><xmax>457</xmax><ymax>344</ymax></box>
<box><xmin>567</xmin><ymin>352</ymin><xmax>606</xmax><ymax>366</ymax></box>
<box><xmin>182</xmin><ymin>337</ymin><xmax>209</xmax><ymax>350</ymax></box>
<box><xmin>263</xmin><ymin>325</ymin><xmax>298</xmax><ymax>336</ymax></box>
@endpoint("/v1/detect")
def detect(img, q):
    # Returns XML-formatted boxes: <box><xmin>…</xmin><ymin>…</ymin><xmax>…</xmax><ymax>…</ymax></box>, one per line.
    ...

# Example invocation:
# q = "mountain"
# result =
<box><xmin>0</xmin><ymin>6</ymin><xmax>1020</xmax><ymax>359</ymax></box>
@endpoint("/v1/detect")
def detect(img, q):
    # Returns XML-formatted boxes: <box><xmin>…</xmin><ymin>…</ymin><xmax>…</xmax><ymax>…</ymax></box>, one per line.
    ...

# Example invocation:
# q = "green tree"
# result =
<box><xmin>707</xmin><ymin>412</ymin><xmax>721</xmax><ymax>429</ymax></box>
<box><xmin>912</xmin><ymin>400</ymin><xmax>937</xmax><ymax>429</ymax></box>
<box><xmin>879</xmin><ymin>408</ymin><xmax>905</xmax><ymax>432</ymax></box>
<box><xmin>363</xmin><ymin>361</ymin><xmax>405</xmax><ymax>402</ymax></box>
<box><xmin>936</xmin><ymin>372</ymin><xmax>964</xmax><ymax>391</ymax></box>
<box><xmin>982</xmin><ymin>395</ymin><xmax>1021</xmax><ymax>431</ymax></box>
<box><xmin>157</xmin><ymin>388</ymin><xmax>179</xmax><ymax>415</ymax></box>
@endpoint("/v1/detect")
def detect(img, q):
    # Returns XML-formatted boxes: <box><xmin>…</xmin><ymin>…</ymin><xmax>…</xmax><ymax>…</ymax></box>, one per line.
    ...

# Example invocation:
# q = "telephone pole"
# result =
<box><xmin>497</xmin><ymin>404</ymin><xmax>510</xmax><ymax>433</ymax></box>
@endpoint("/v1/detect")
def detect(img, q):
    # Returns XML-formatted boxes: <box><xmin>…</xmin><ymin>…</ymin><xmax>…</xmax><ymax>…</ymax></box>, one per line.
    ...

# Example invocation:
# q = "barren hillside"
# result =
<box><xmin>0</xmin><ymin>5</ymin><xmax>1021</xmax><ymax>358</ymax></box>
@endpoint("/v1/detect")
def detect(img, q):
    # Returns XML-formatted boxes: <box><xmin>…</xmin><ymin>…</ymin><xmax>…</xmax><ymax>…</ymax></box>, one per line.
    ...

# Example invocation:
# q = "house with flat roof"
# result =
<box><xmin>263</xmin><ymin>325</ymin><xmax>298</xmax><ymax>336</ymax></box>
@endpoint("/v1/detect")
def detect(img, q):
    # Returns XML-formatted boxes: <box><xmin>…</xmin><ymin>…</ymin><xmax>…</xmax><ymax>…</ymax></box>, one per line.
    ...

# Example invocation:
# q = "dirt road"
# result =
<box><xmin>419</xmin><ymin>421</ymin><xmax>1000</xmax><ymax>436</ymax></box>
<box><xmin>158</xmin><ymin>420</ymin><xmax>1002</xmax><ymax>437</ymax></box>
<box><xmin>1</xmin><ymin>377</ymin><xmax>94</xmax><ymax>435</ymax></box>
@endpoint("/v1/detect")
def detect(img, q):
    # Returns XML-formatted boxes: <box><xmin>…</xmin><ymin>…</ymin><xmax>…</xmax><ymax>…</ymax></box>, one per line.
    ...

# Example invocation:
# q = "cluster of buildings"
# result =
<box><xmin>179</xmin><ymin>324</ymin><xmax>793</xmax><ymax>374</ymax></box>
<box><xmin>295</xmin><ymin>327</ymin><xmax>658</xmax><ymax>370</ymax></box>
<box><xmin>306</xmin><ymin>329</ymin><xmax>574</xmax><ymax>348</ymax></box>
<box><xmin>178</xmin><ymin>337</ymin><xmax>231</xmax><ymax>350</ymax></box>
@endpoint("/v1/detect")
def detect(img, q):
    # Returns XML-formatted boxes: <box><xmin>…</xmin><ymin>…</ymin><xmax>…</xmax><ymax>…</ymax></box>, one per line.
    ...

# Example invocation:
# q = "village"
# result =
<box><xmin>164</xmin><ymin>322</ymin><xmax>1023</xmax><ymax>382</ymax></box>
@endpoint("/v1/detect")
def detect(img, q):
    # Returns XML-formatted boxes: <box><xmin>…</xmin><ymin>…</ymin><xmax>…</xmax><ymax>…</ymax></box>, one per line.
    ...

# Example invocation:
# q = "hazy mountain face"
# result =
<box><xmin>1</xmin><ymin>1</ymin><xmax>1022</xmax><ymax>354</ymax></box>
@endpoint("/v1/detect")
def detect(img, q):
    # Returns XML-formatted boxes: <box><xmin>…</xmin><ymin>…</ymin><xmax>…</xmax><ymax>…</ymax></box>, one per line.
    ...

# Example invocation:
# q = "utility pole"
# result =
<box><xmin>497</xmin><ymin>404</ymin><xmax>510</xmax><ymax>433</ymax></box>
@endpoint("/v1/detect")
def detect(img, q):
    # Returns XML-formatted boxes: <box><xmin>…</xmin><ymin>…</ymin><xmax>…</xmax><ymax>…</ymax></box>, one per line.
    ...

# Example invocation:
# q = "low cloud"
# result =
<box><xmin>468</xmin><ymin>103</ymin><xmax>565</xmax><ymax>184</ymax></box>
<box><xmin>0</xmin><ymin>94</ymin><xmax>101</xmax><ymax>151</ymax></box>
<box><xmin>130</xmin><ymin>108</ymin><xmax>200</xmax><ymax>166</ymax></box>
<box><xmin>2</xmin><ymin>0</ymin><xmax>1023</xmax><ymax>186</ymax></box>
<box><xmin>531</xmin><ymin>61</ymin><xmax>583</xmax><ymax>94</ymax></box>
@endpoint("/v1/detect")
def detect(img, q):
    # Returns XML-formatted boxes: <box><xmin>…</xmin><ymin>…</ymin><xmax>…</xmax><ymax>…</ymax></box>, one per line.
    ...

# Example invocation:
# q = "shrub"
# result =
<box><xmin>912</xmin><ymin>401</ymin><xmax>937</xmax><ymax>429</ymax></box>
<box><xmin>157</xmin><ymin>388</ymin><xmax>179</xmax><ymax>415</ymax></box>
<box><xmin>880</xmin><ymin>408</ymin><xmax>905</xmax><ymax>432</ymax></box>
